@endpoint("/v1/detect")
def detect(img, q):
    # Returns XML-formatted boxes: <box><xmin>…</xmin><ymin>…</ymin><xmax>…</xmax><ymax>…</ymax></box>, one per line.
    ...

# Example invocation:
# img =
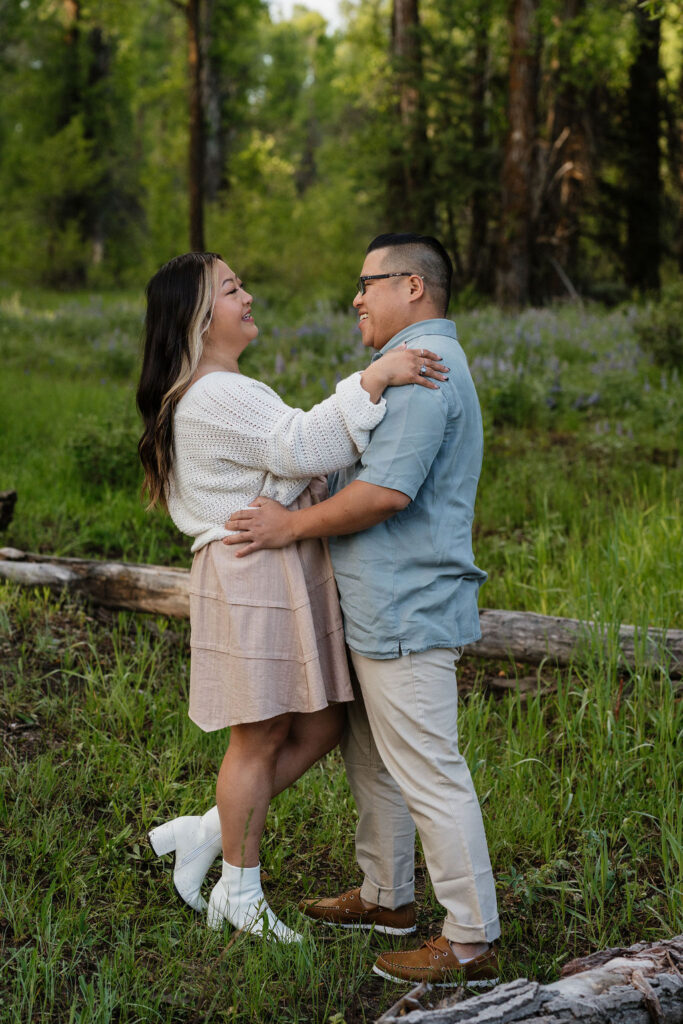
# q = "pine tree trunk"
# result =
<box><xmin>678</xmin><ymin>45</ymin><xmax>683</xmax><ymax>274</ymax></box>
<box><xmin>625</xmin><ymin>3</ymin><xmax>660</xmax><ymax>293</ymax></box>
<box><xmin>544</xmin><ymin>0</ymin><xmax>587</xmax><ymax>299</ymax></box>
<box><xmin>389</xmin><ymin>0</ymin><xmax>433</xmax><ymax>232</ymax></box>
<box><xmin>202</xmin><ymin>0</ymin><xmax>222</xmax><ymax>203</ymax></box>
<box><xmin>468</xmin><ymin>0</ymin><xmax>492</xmax><ymax>294</ymax></box>
<box><xmin>496</xmin><ymin>0</ymin><xmax>539</xmax><ymax>306</ymax></box>
<box><xmin>61</xmin><ymin>0</ymin><xmax>82</xmax><ymax>128</ymax></box>
<box><xmin>187</xmin><ymin>0</ymin><xmax>206</xmax><ymax>252</ymax></box>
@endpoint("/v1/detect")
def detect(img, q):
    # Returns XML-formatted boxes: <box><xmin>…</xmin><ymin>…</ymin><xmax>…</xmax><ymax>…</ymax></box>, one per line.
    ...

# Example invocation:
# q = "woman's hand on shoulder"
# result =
<box><xmin>360</xmin><ymin>344</ymin><xmax>448</xmax><ymax>401</ymax></box>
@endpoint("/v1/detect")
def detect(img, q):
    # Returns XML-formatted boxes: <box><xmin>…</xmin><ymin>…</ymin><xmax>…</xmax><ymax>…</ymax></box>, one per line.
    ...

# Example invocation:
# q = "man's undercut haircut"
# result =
<box><xmin>367</xmin><ymin>233</ymin><xmax>453</xmax><ymax>315</ymax></box>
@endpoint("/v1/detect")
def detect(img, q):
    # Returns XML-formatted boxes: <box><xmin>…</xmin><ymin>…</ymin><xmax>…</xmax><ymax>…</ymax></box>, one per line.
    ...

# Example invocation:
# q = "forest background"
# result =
<box><xmin>1</xmin><ymin>0</ymin><xmax>682</xmax><ymax>305</ymax></box>
<box><xmin>1</xmin><ymin>2</ymin><xmax>682</xmax><ymax>1023</ymax></box>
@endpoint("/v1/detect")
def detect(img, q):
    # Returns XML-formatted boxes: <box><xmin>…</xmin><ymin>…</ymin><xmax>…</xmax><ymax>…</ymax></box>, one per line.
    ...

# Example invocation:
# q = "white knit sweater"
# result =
<box><xmin>167</xmin><ymin>370</ymin><xmax>386</xmax><ymax>551</ymax></box>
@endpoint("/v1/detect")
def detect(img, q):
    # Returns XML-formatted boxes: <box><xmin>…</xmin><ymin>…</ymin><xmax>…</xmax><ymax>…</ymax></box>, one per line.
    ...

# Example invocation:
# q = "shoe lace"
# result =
<box><xmin>424</xmin><ymin>936</ymin><xmax>449</xmax><ymax>960</ymax></box>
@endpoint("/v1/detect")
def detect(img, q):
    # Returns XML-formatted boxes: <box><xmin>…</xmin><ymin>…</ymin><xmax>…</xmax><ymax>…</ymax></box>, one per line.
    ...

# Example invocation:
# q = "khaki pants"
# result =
<box><xmin>340</xmin><ymin>647</ymin><xmax>500</xmax><ymax>944</ymax></box>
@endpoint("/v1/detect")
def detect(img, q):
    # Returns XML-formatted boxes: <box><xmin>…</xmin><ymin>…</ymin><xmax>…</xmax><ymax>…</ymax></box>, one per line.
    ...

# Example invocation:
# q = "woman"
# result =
<box><xmin>138</xmin><ymin>251</ymin><xmax>445</xmax><ymax>941</ymax></box>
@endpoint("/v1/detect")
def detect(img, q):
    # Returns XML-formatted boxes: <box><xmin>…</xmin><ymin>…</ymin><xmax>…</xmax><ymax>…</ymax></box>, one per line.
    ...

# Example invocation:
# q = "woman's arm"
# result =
<box><xmin>193</xmin><ymin>348</ymin><xmax>447</xmax><ymax>481</ymax></box>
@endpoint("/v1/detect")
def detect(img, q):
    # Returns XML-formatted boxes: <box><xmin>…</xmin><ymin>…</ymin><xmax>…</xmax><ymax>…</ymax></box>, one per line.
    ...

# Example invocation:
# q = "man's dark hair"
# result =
<box><xmin>367</xmin><ymin>233</ymin><xmax>453</xmax><ymax>315</ymax></box>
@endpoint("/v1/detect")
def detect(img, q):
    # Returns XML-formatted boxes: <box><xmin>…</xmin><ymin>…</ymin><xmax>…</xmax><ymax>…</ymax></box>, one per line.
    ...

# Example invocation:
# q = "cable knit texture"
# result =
<box><xmin>167</xmin><ymin>370</ymin><xmax>386</xmax><ymax>551</ymax></box>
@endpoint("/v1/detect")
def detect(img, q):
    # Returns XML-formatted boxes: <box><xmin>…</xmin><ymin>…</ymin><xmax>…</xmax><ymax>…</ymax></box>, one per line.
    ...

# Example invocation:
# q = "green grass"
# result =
<box><xmin>0</xmin><ymin>289</ymin><xmax>681</xmax><ymax>1022</ymax></box>
<box><xmin>2</xmin><ymin>588</ymin><xmax>680</xmax><ymax>1022</ymax></box>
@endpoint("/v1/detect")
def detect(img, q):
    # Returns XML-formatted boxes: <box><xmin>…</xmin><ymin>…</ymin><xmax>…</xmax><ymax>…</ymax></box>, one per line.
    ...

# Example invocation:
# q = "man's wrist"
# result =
<box><xmin>287</xmin><ymin>508</ymin><xmax>305</xmax><ymax>543</ymax></box>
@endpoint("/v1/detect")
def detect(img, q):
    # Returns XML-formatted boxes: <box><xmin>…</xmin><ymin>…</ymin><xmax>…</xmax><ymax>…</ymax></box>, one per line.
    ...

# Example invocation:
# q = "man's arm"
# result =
<box><xmin>224</xmin><ymin>480</ymin><xmax>409</xmax><ymax>557</ymax></box>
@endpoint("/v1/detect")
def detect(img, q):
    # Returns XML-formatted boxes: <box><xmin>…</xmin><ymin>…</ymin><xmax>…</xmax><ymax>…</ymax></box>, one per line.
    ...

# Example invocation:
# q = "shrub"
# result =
<box><xmin>489</xmin><ymin>379</ymin><xmax>544</xmax><ymax>429</ymax></box>
<box><xmin>634</xmin><ymin>283</ymin><xmax>683</xmax><ymax>370</ymax></box>
<box><xmin>68</xmin><ymin>415</ymin><xmax>141</xmax><ymax>491</ymax></box>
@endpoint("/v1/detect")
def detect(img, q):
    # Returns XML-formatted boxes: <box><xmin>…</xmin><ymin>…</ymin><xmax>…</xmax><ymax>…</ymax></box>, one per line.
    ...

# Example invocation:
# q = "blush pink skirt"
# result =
<box><xmin>187</xmin><ymin>483</ymin><xmax>353</xmax><ymax>731</ymax></box>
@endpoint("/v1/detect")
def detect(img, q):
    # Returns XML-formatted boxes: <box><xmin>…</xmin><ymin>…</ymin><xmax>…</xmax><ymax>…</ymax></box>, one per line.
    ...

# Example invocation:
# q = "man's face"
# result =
<box><xmin>352</xmin><ymin>248</ymin><xmax>414</xmax><ymax>351</ymax></box>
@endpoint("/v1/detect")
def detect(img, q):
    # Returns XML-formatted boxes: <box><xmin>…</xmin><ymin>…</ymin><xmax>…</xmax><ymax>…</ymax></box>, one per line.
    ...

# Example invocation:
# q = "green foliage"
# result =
<box><xmin>489</xmin><ymin>379</ymin><xmax>545</xmax><ymax>429</ymax></box>
<box><xmin>67</xmin><ymin>416</ymin><xmax>141</xmax><ymax>492</ymax></box>
<box><xmin>0</xmin><ymin>0</ymin><xmax>680</xmax><ymax>295</ymax></box>
<box><xmin>634</xmin><ymin>282</ymin><xmax>683</xmax><ymax>369</ymax></box>
<box><xmin>1</xmin><ymin>585</ymin><xmax>680</xmax><ymax>1021</ymax></box>
<box><xmin>1</xmin><ymin>289</ymin><xmax>681</xmax><ymax>1020</ymax></box>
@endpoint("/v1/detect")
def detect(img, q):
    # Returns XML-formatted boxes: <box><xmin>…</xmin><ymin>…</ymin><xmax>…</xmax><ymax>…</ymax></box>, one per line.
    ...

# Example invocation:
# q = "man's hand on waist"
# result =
<box><xmin>223</xmin><ymin>480</ymin><xmax>410</xmax><ymax>557</ymax></box>
<box><xmin>223</xmin><ymin>497</ymin><xmax>294</xmax><ymax>556</ymax></box>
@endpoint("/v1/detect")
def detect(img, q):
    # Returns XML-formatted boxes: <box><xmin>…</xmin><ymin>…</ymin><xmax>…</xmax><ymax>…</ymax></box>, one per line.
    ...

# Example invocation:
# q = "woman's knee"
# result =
<box><xmin>293</xmin><ymin>704</ymin><xmax>345</xmax><ymax>757</ymax></box>
<box><xmin>230</xmin><ymin>714</ymin><xmax>292</xmax><ymax>760</ymax></box>
<box><xmin>320</xmin><ymin>705</ymin><xmax>345</xmax><ymax>751</ymax></box>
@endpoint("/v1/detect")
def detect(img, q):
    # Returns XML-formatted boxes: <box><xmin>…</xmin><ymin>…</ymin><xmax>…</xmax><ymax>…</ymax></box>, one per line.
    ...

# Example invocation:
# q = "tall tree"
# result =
<box><xmin>185</xmin><ymin>0</ymin><xmax>205</xmax><ymax>251</ymax></box>
<box><xmin>679</xmin><ymin>53</ymin><xmax>683</xmax><ymax>274</ymax></box>
<box><xmin>389</xmin><ymin>0</ymin><xmax>433</xmax><ymax>231</ymax></box>
<box><xmin>624</xmin><ymin>2</ymin><xmax>661</xmax><ymax>292</ymax></box>
<box><xmin>496</xmin><ymin>0</ymin><xmax>540</xmax><ymax>305</ymax></box>
<box><xmin>467</xmin><ymin>0</ymin><xmax>494</xmax><ymax>293</ymax></box>
<box><xmin>532</xmin><ymin>0</ymin><xmax>588</xmax><ymax>300</ymax></box>
<box><xmin>202</xmin><ymin>0</ymin><xmax>264</xmax><ymax>202</ymax></box>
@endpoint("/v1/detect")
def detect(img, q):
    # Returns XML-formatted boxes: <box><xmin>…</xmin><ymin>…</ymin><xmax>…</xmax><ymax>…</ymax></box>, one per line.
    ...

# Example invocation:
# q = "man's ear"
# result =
<box><xmin>407</xmin><ymin>274</ymin><xmax>425</xmax><ymax>302</ymax></box>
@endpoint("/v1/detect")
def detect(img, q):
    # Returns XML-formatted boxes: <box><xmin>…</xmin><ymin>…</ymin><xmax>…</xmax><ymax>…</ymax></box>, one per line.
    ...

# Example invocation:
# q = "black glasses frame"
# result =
<box><xmin>357</xmin><ymin>272</ymin><xmax>422</xmax><ymax>295</ymax></box>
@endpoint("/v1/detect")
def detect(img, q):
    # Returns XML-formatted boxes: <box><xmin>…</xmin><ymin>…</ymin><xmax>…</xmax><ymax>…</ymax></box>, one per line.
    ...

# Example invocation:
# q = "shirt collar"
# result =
<box><xmin>371</xmin><ymin>318</ymin><xmax>458</xmax><ymax>361</ymax></box>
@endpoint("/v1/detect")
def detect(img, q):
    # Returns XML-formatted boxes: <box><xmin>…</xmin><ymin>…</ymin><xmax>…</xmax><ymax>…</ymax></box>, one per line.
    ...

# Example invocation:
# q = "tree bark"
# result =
<box><xmin>202</xmin><ymin>0</ymin><xmax>222</xmax><ymax>202</ymax></box>
<box><xmin>187</xmin><ymin>0</ymin><xmax>206</xmax><ymax>251</ymax></box>
<box><xmin>624</xmin><ymin>2</ymin><xmax>661</xmax><ymax>293</ymax></box>
<box><xmin>388</xmin><ymin>0</ymin><xmax>434</xmax><ymax>231</ymax></box>
<box><xmin>1</xmin><ymin>550</ymin><xmax>681</xmax><ymax>673</ymax></box>
<box><xmin>539</xmin><ymin>0</ymin><xmax>587</xmax><ymax>300</ymax></box>
<box><xmin>475</xmin><ymin>608</ymin><xmax>681</xmax><ymax>673</ymax></box>
<box><xmin>376</xmin><ymin>935</ymin><xmax>683</xmax><ymax>1024</ymax></box>
<box><xmin>0</xmin><ymin>548</ymin><xmax>190</xmax><ymax>619</ymax></box>
<box><xmin>468</xmin><ymin>0</ymin><xmax>493</xmax><ymax>295</ymax></box>
<box><xmin>495</xmin><ymin>0</ymin><xmax>540</xmax><ymax>306</ymax></box>
<box><xmin>678</xmin><ymin>43</ymin><xmax>683</xmax><ymax>274</ymax></box>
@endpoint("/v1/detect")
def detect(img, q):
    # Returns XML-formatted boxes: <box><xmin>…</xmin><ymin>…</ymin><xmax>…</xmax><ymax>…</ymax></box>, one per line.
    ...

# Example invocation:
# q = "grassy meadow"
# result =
<box><xmin>0</xmin><ymin>286</ymin><xmax>681</xmax><ymax>1023</ymax></box>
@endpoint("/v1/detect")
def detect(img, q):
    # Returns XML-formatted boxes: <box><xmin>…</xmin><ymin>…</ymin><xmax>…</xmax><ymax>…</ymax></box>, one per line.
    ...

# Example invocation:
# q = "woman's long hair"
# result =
<box><xmin>137</xmin><ymin>252</ymin><xmax>222</xmax><ymax>509</ymax></box>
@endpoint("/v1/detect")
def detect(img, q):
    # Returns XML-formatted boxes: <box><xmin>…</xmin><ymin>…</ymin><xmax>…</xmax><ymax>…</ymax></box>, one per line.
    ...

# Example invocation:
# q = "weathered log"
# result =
<box><xmin>376</xmin><ymin>936</ymin><xmax>683</xmax><ymax>1024</ymax></box>
<box><xmin>475</xmin><ymin>608</ymin><xmax>682</xmax><ymax>673</ymax></box>
<box><xmin>0</xmin><ymin>548</ymin><xmax>190</xmax><ymax>619</ymax></box>
<box><xmin>0</xmin><ymin>491</ymin><xmax>17</xmax><ymax>531</ymax></box>
<box><xmin>0</xmin><ymin>548</ymin><xmax>681</xmax><ymax>673</ymax></box>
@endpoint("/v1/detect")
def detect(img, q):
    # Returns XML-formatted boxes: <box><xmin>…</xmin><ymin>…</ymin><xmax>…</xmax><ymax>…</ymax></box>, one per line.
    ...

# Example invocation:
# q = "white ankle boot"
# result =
<box><xmin>207</xmin><ymin>861</ymin><xmax>302</xmax><ymax>943</ymax></box>
<box><xmin>148</xmin><ymin>805</ymin><xmax>222</xmax><ymax>912</ymax></box>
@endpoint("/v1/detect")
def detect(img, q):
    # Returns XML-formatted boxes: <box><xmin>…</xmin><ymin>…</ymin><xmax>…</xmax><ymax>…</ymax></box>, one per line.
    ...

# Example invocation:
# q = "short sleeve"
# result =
<box><xmin>355</xmin><ymin>384</ymin><xmax>448</xmax><ymax>499</ymax></box>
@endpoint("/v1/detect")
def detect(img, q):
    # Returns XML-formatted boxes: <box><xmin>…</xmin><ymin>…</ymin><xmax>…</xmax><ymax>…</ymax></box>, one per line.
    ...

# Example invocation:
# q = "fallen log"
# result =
<box><xmin>0</xmin><ymin>548</ymin><xmax>681</xmax><ymax>673</ymax></box>
<box><xmin>474</xmin><ymin>608</ymin><xmax>681</xmax><ymax>673</ymax></box>
<box><xmin>0</xmin><ymin>547</ymin><xmax>190</xmax><ymax>619</ymax></box>
<box><xmin>376</xmin><ymin>935</ymin><xmax>683</xmax><ymax>1024</ymax></box>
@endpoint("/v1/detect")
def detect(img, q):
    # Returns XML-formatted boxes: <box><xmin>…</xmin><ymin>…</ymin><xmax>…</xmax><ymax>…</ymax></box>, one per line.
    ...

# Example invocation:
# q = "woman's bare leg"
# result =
<box><xmin>216</xmin><ymin>712</ymin><xmax>293</xmax><ymax>865</ymax></box>
<box><xmin>215</xmin><ymin>704</ymin><xmax>345</xmax><ymax>864</ymax></box>
<box><xmin>272</xmin><ymin>703</ymin><xmax>345</xmax><ymax>796</ymax></box>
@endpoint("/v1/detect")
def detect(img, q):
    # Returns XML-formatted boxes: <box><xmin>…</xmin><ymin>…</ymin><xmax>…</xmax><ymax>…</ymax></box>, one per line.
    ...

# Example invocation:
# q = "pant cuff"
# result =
<box><xmin>361</xmin><ymin>875</ymin><xmax>415</xmax><ymax>910</ymax></box>
<box><xmin>441</xmin><ymin>916</ymin><xmax>501</xmax><ymax>945</ymax></box>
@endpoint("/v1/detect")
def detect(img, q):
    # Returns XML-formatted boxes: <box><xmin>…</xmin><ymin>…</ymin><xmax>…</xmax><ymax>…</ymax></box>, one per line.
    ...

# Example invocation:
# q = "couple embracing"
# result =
<box><xmin>137</xmin><ymin>233</ymin><xmax>501</xmax><ymax>987</ymax></box>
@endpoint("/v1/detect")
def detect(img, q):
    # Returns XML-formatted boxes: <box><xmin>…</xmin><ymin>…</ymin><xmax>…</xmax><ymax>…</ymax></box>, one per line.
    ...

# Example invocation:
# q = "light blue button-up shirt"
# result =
<box><xmin>328</xmin><ymin>318</ymin><xmax>487</xmax><ymax>659</ymax></box>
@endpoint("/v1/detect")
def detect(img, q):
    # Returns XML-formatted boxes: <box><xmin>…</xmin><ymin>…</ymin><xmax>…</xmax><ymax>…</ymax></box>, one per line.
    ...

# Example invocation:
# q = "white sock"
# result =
<box><xmin>208</xmin><ymin>861</ymin><xmax>302</xmax><ymax>942</ymax></box>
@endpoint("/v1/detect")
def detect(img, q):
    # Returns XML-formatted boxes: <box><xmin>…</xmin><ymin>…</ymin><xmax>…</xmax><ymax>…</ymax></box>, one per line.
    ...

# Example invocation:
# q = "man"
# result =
<box><xmin>225</xmin><ymin>233</ymin><xmax>500</xmax><ymax>986</ymax></box>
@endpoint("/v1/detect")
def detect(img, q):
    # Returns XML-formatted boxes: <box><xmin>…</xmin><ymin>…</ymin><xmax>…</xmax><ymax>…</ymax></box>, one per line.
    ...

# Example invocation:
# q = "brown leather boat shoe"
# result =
<box><xmin>298</xmin><ymin>886</ymin><xmax>416</xmax><ymax>935</ymax></box>
<box><xmin>373</xmin><ymin>935</ymin><xmax>499</xmax><ymax>987</ymax></box>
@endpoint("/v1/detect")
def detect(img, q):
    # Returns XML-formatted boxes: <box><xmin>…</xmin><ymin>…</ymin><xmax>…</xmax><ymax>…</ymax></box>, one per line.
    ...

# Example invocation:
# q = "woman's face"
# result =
<box><xmin>205</xmin><ymin>260</ymin><xmax>258</xmax><ymax>358</ymax></box>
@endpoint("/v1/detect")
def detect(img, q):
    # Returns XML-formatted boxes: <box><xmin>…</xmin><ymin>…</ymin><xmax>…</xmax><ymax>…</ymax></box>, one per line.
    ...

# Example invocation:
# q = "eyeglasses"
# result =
<box><xmin>356</xmin><ymin>272</ymin><xmax>423</xmax><ymax>295</ymax></box>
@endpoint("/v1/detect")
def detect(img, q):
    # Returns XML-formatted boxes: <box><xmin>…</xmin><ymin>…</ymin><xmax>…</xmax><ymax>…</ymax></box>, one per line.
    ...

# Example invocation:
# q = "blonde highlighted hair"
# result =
<box><xmin>137</xmin><ymin>252</ymin><xmax>222</xmax><ymax>509</ymax></box>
